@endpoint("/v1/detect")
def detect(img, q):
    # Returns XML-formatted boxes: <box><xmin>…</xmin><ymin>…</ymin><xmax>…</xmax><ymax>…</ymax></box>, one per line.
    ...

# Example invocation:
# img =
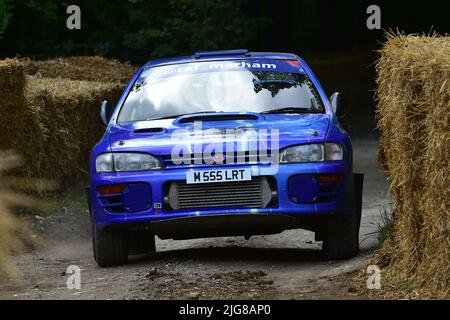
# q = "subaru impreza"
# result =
<box><xmin>88</xmin><ymin>49</ymin><xmax>363</xmax><ymax>267</ymax></box>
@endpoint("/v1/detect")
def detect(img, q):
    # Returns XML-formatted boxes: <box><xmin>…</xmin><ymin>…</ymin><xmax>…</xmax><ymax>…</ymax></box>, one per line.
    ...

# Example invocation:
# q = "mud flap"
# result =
<box><xmin>315</xmin><ymin>173</ymin><xmax>364</xmax><ymax>241</ymax></box>
<box><xmin>353</xmin><ymin>173</ymin><xmax>364</xmax><ymax>230</ymax></box>
<box><xmin>129</xmin><ymin>227</ymin><xmax>156</xmax><ymax>255</ymax></box>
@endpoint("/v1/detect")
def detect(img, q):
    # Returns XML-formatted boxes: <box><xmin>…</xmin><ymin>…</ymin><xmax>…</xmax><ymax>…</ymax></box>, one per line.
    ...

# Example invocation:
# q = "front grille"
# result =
<box><xmin>165</xmin><ymin>177</ymin><xmax>276</xmax><ymax>211</ymax></box>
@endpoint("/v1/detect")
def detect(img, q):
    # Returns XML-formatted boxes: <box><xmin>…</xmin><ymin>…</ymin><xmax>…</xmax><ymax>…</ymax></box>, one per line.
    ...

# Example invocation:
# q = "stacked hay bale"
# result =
<box><xmin>0</xmin><ymin>57</ymin><xmax>132</xmax><ymax>274</ymax></box>
<box><xmin>23</xmin><ymin>56</ymin><xmax>136</xmax><ymax>183</ymax></box>
<box><xmin>376</xmin><ymin>34</ymin><xmax>450</xmax><ymax>297</ymax></box>
<box><xmin>24</xmin><ymin>77</ymin><xmax>123</xmax><ymax>183</ymax></box>
<box><xmin>26</xmin><ymin>56</ymin><xmax>137</xmax><ymax>83</ymax></box>
<box><xmin>0</xmin><ymin>59</ymin><xmax>27</xmax><ymax>109</ymax></box>
<box><xmin>0</xmin><ymin>61</ymin><xmax>28</xmax><ymax>276</ymax></box>
<box><xmin>1</xmin><ymin>56</ymin><xmax>134</xmax><ymax>185</ymax></box>
<box><xmin>0</xmin><ymin>59</ymin><xmax>30</xmax><ymax>152</ymax></box>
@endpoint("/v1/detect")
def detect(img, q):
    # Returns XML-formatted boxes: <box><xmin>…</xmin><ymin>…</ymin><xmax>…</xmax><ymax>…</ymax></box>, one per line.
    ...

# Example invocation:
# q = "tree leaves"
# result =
<box><xmin>0</xmin><ymin>0</ymin><xmax>271</xmax><ymax>60</ymax></box>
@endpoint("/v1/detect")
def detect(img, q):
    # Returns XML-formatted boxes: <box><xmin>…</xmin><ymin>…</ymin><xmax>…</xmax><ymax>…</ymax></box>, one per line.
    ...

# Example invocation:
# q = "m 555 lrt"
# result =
<box><xmin>88</xmin><ymin>49</ymin><xmax>364</xmax><ymax>267</ymax></box>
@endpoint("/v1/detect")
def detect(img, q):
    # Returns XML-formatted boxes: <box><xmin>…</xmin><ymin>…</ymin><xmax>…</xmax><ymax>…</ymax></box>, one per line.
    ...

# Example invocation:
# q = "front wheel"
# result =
<box><xmin>93</xmin><ymin>223</ymin><xmax>129</xmax><ymax>267</ymax></box>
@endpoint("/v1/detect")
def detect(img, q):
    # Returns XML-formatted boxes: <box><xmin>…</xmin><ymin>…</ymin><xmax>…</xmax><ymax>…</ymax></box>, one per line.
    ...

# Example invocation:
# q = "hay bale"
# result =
<box><xmin>1</xmin><ymin>57</ymin><xmax>127</xmax><ymax>185</ymax></box>
<box><xmin>0</xmin><ymin>59</ymin><xmax>32</xmax><ymax>155</ymax></box>
<box><xmin>0</xmin><ymin>58</ymin><xmax>27</xmax><ymax>106</ymax></box>
<box><xmin>22</xmin><ymin>76</ymin><xmax>124</xmax><ymax>184</ymax></box>
<box><xmin>375</xmin><ymin>33</ymin><xmax>450</xmax><ymax>297</ymax></box>
<box><xmin>26</xmin><ymin>56</ymin><xmax>137</xmax><ymax>83</ymax></box>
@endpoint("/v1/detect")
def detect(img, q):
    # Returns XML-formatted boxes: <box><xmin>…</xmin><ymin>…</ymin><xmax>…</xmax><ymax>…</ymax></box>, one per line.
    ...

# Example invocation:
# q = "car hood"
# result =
<box><xmin>108</xmin><ymin>113</ymin><xmax>330</xmax><ymax>155</ymax></box>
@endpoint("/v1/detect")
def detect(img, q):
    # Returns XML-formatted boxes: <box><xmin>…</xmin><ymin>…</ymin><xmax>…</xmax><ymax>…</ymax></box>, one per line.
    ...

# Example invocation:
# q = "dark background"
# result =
<box><xmin>1</xmin><ymin>0</ymin><xmax>449</xmax><ymax>136</ymax></box>
<box><xmin>1</xmin><ymin>0</ymin><xmax>449</xmax><ymax>61</ymax></box>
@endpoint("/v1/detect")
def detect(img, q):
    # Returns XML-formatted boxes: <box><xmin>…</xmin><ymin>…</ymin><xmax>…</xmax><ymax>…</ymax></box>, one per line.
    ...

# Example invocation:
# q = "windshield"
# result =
<box><xmin>117</xmin><ymin>61</ymin><xmax>325</xmax><ymax>123</ymax></box>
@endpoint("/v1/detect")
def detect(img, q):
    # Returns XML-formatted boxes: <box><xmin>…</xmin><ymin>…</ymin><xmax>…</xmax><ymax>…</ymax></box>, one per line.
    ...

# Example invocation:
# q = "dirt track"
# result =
<box><xmin>0</xmin><ymin>138</ymin><xmax>389</xmax><ymax>300</ymax></box>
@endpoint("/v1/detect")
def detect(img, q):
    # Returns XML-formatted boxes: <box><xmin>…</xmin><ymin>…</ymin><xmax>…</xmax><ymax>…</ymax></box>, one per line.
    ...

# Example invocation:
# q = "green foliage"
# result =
<box><xmin>2</xmin><ymin>0</ymin><xmax>450</xmax><ymax>61</ymax></box>
<box><xmin>120</xmin><ymin>0</ymin><xmax>271</xmax><ymax>58</ymax></box>
<box><xmin>0</xmin><ymin>0</ymin><xmax>13</xmax><ymax>40</ymax></box>
<box><xmin>0</xmin><ymin>0</ymin><xmax>270</xmax><ymax>60</ymax></box>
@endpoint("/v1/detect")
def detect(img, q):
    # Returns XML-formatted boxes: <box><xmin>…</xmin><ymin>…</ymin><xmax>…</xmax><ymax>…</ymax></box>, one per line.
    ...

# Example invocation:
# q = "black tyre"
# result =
<box><xmin>93</xmin><ymin>223</ymin><xmax>129</xmax><ymax>267</ymax></box>
<box><xmin>322</xmin><ymin>209</ymin><xmax>359</xmax><ymax>260</ymax></box>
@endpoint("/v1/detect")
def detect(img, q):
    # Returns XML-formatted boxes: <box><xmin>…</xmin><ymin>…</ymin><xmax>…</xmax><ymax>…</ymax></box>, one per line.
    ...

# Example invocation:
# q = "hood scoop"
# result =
<box><xmin>133</xmin><ymin>127</ymin><xmax>165</xmax><ymax>134</ymax></box>
<box><xmin>176</xmin><ymin>113</ymin><xmax>261</xmax><ymax>124</ymax></box>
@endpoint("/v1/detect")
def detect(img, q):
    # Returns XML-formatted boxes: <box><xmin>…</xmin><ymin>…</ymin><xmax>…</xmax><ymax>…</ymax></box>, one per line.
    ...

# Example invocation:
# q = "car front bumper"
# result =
<box><xmin>90</xmin><ymin>162</ymin><xmax>353</xmax><ymax>229</ymax></box>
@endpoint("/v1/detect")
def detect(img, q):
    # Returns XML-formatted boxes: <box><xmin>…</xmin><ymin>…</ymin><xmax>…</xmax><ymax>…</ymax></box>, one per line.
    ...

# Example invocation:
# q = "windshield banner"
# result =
<box><xmin>141</xmin><ymin>59</ymin><xmax>306</xmax><ymax>80</ymax></box>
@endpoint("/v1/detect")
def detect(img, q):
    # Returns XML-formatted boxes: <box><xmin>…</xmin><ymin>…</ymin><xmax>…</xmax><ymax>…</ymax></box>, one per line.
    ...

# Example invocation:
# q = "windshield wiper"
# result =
<box><xmin>261</xmin><ymin>107</ymin><xmax>321</xmax><ymax>114</ymax></box>
<box><xmin>147</xmin><ymin>111</ymin><xmax>219</xmax><ymax>121</ymax></box>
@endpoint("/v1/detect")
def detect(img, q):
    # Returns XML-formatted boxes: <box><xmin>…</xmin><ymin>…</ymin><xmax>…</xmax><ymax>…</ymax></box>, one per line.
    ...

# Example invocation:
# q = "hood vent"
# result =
<box><xmin>178</xmin><ymin>114</ymin><xmax>260</xmax><ymax>124</ymax></box>
<box><xmin>133</xmin><ymin>127</ymin><xmax>164</xmax><ymax>134</ymax></box>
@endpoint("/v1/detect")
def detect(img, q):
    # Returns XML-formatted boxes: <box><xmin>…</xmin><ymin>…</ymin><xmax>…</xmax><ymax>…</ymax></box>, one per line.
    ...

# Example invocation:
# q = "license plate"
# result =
<box><xmin>186</xmin><ymin>168</ymin><xmax>252</xmax><ymax>184</ymax></box>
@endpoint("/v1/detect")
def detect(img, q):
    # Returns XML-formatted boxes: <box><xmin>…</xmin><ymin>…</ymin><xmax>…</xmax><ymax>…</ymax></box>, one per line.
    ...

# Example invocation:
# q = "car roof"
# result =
<box><xmin>144</xmin><ymin>49</ymin><xmax>300</xmax><ymax>68</ymax></box>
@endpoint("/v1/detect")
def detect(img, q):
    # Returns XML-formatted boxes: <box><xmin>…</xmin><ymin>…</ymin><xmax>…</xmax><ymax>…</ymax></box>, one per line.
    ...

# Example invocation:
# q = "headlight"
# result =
<box><xmin>280</xmin><ymin>144</ymin><xmax>324</xmax><ymax>163</ymax></box>
<box><xmin>280</xmin><ymin>143</ymin><xmax>343</xmax><ymax>163</ymax></box>
<box><xmin>96</xmin><ymin>153</ymin><xmax>161</xmax><ymax>172</ymax></box>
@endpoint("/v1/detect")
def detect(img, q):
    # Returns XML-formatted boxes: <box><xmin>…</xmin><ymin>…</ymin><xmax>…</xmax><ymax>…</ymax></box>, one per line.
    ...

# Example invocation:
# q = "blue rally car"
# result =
<box><xmin>89</xmin><ymin>50</ymin><xmax>363</xmax><ymax>267</ymax></box>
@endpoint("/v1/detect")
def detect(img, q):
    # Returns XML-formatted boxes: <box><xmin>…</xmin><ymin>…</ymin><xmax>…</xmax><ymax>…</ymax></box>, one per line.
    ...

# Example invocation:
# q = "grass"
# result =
<box><xmin>376</xmin><ymin>204</ymin><xmax>394</xmax><ymax>248</ymax></box>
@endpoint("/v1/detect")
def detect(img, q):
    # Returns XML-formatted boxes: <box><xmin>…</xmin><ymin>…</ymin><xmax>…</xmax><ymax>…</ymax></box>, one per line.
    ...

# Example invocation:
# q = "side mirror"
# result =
<box><xmin>329</xmin><ymin>92</ymin><xmax>343</xmax><ymax>116</ymax></box>
<box><xmin>99</xmin><ymin>100</ymin><xmax>115</xmax><ymax>126</ymax></box>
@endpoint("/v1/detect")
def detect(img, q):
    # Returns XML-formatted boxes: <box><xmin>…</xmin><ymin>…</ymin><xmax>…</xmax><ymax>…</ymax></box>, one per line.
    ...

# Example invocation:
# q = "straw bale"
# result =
<box><xmin>22</xmin><ymin>76</ymin><xmax>123</xmax><ymax>183</ymax></box>
<box><xmin>26</xmin><ymin>56</ymin><xmax>137</xmax><ymax>84</ymax></box>
<box><xmin>375</xmin><ymin>33</ymin><xmax>450</xmax><ymax>297</ymax></box>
